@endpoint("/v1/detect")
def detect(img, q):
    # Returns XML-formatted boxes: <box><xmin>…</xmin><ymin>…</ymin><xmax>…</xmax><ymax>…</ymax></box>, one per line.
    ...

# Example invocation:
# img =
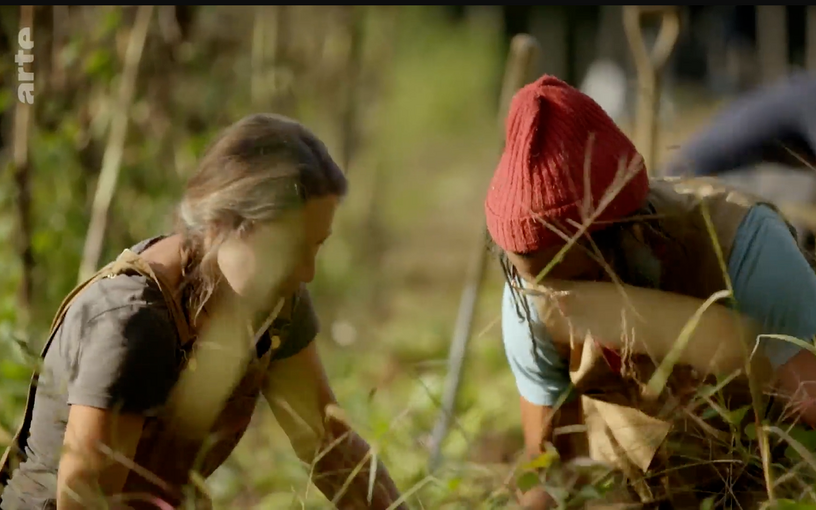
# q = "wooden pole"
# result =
<box><xmin>427</xmin><ymin>34</ymin><xmax>541</xmax><ymax>472</ymax></box>
<box><xmin>339</xmin><ymin>5</ymin><xmax>365</xmax><ymax>173</ymax></box>
<box><xmin>78</xmin><ymin>6</ymin><xmax>153</xmax><ymax>282</ymax></box>
<box><xmin>807</xmin><ymin>7</ymin><xmax>816</xmax><ymax>72</ymax></box>
<box><xmin>623</xmin><ymin>5</ymin><xmax>680</xmax><ymax>174</ymax></box>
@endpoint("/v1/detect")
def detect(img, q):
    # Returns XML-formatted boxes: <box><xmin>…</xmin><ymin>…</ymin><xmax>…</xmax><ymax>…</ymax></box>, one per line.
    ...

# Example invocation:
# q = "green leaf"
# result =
<box><xmin>772</xmin><ymin>499</ymin><xmax>816</xmax><ymax>510</ymax></box>
<box><xmin>726</xmin><ymin>405</ymin><xmax>750</xmax><ymax>427</ymax></box>
<box><xmin>446</xmin><ymin>477</ymin><xmax>461</xmax><ymax>492</ymax></box>
<box><xmin>101</xmin><ymin>8</ymin><xmax>123</xmax><ymax>36</ymax></box>
<box><xmin>597</xmin><ymin>476</ymin><xmax>616</xmax><ymax>491</ymax></box>
<box><xmin>700</xmin><ymin>496</ymin><xmax>715</xmax><ymax>510</ymax></box>
<box><xmin>789</xmin><ymin>426</ymin><xmax>816</xmax><ymax>449</ymax></box>
<box><xmin>744</xmin><ymin>422</ymin><xmax>757</xmax><ymax>440</ymax></box>
<box><xmin>520</xmin><ymin>450</ymin><xmax>558</xmax><ymax>471</ymax></box>
<box><xmin>783</xmin><ymin>425</ymin><xmax>816</xmax><ymax>461</ymax></box>
<box><xmin>516</xmin><ymin>472</ymin><xmax>540</xmax><ymax>493</ymax></box>
<box><xmin>701</xmin><ymin>407</ymin><xmax>719</xmax><ymax>420</ymax></box>
<box><xmin>83</xmin><ymin>49</ymin><xmax>114</xmax><ymax>78</ymax></box>
<box><xmin>577</xmin><ymin>484</ymin><xmax>601</xmax><ymax>500</ymax></box>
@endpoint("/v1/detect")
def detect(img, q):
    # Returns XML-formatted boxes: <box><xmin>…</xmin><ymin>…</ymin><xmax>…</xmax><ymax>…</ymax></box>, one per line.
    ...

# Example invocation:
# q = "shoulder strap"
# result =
<box><xmin>107</xmin><ymin>249</ymin><xmax>191</xmax><ymax>348</ymax></box>
<box><xmin>0</xmin><ymin>249</ymin><xmax>191</xmax><ymax>493</ymax></box>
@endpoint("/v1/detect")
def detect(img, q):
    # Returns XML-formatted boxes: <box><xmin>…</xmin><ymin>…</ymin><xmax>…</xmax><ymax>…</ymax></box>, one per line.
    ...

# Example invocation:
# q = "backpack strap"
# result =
<box><xmin>106</xmin><ymin>249</ymin><xmax>191</xmax><ymax>348</ymax></box>
<box><xmin>0</xmin><ymin>249</ymin><xmax>191</xmax><ymax>493</ymax></box>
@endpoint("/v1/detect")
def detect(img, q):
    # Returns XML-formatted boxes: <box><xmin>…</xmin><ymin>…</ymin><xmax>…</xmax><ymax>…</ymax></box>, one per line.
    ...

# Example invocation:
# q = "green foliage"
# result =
<box><xmin>771</xmin><ymin>501</ymin><xmax>816</xmax><ymax>510</ymax></box>
<box><xmin>516</xmin><ymin>471</ymin><xmax>539</xmax><ymax>493</ymax></box>
<box><xmin>782</xmin><ymin>426</ymin><xmax>816</xmax><ymax>463</ymax></box>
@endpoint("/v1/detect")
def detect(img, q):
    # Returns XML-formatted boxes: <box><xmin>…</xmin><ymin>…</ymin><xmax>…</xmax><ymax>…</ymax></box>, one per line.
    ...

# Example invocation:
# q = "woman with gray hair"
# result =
<box><xmin>0</xmin><ymin>114</ymin><xmax>406</xmax><ymax>510</ymax></box>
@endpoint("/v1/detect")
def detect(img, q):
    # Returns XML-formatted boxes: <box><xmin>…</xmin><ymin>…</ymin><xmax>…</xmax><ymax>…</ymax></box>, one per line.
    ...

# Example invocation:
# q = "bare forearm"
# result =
<box><xmin>516</xmin><ymin>398</ymin><xmax>587</xmax><ymax>510</ymax></box>
<box><xmin>58</xmin><ymin>408</ymin><xmax>143</xmax><ymax>510</ymax></box>
<box><xmin>265</xmin><ymin>346</ymin><xmax>405</xmax><ymax>508</ymax></box>
<box><xmin>311</xmin><ymin>424</ymin><xmax>405</xmax><ymax>510</ymax></box>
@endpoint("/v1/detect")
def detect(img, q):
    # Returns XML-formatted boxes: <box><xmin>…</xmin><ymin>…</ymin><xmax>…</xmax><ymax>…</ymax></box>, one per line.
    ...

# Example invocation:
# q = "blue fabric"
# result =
<box><xmin>662</xmin><ymin>72</ymin><xmax>816</xmax><ymax>177</ymax></box>
<box><xmin>730</xmin><ymin>205</ymin><xmax>816</xmax><ymax>367</ymax></box>
<box><xmin>501</xmin><ymin>283</ymin><xmax>572</xmax><ymax>406</ymax></box>
<box><xmin>502</xmin><ymin>204</ymin><xmax>816</xmax><ymax>406</ymax></box>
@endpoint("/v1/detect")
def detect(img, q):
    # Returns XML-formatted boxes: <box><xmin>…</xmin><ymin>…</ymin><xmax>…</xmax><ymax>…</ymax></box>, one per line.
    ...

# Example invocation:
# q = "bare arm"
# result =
<box><xmin>57</xmin><ymin>406</ymin><xmax>144</xmax><ymax>510</ymax></box>
<box><xmin>264</xmin><ymin>342</ymin><xmax>406</xmax><ymax>510</ymax></box>
<box><xmin>517</xmin><ymin>397</ymin><xmax>586</xmax><ymax>510</ymax></box>
<box><xmin>53</xmin><ymin>290</ymin><xmax>180</xmax><ymax>510</ymax></box>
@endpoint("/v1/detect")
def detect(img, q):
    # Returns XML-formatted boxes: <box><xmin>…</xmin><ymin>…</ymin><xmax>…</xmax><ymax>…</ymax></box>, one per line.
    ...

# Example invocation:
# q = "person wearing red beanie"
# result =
<box><xmin>489</xmin><ymin>75</ymin><xmax>816</xmax><ymax>508</ymax></box>
<box><xmin>485</xmin><ymin>75</ymin><xmax>649</xmax><ymax>258</ymax></box>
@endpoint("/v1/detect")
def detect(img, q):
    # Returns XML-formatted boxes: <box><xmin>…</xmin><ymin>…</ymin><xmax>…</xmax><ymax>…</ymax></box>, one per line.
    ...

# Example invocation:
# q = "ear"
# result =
<box><xmin>203</xmin><ymin>222</ymin><xmax>237</xmax><ymax>253</ymax></box>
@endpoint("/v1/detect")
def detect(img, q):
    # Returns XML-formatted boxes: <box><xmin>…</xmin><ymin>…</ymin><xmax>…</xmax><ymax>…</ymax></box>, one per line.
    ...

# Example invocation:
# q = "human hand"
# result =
<box><xmin>518</xmin><ymin>486</ymin><xmax>555</xmax><ymax>510</ymax></box>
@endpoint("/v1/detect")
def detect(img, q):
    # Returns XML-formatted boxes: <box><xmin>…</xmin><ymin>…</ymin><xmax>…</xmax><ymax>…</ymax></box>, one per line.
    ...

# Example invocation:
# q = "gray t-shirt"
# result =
<box><xmin>1</xmin><ymin>237</ymin><xmax>318</xmax><ymax>509</ymax></box>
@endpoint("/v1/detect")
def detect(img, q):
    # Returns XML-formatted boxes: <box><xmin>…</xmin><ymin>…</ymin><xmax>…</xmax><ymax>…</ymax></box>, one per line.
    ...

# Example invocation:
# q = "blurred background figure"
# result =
<box><xmin>662</xmin><ymin>73</ymin><xmax>816</xmax><ymax>254</ymax></box>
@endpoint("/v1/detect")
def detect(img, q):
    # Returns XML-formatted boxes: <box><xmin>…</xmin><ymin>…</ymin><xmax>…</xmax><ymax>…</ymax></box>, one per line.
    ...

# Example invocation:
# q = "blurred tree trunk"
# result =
<box><xmin>756</xmin><ymin>6</ymin><xmax>788</xmax><ymax>83</ymax></box>
<box><xmin>596</xmin><ymin>6</ymin><xmax>627</xmax><ymax>63</ymax></box>
<box><xmin>351</xmin><ymin>8</ymin><xmax>390</xmax><ymax>315</ymax></box>
<box><xmin>270</xmin><ymin>6</ymin><xmax>293</xmax><ymax>115</ymax></box>
<box><xmin>0</xmin><ymin>7</ymin><xmax>15</xmax><ymax>154</ymax></box>
<box><xmin>807</xmin><ymin>6</ymin><xmax>816</xmax><ymax>71</ymax></box>
<box><xmin>528</xmin><ymin>7</ymin><xmax>567</xmax><ymax>80</ymax></box>
<box><xmin>250</xmin><ymin>6</ymin><xmax>295</xmax><ymax>114</ymax></box>
<box><xmin>250</xmin><ymin>6</ymin><xmax>267</xmax><ymax>109</ymax></box>
<box><xmin>13</xmin><ymin>5</ymin><xmax>35</xmax><ymax>325</ymax></box>
<box><xmin>157</xmin><ymin>5</ymin><xmax>194</xmax><ymax>48</ymax></box>
<box><xmin>339</xmin><ymin>6</ymin><xmax>364</xmax><ymax>172</ymax></box>
<box><xmin>51</xmin><ymin>6</ymin><xmax>68</xmax><ymax>92</ymax></box>
<box><xmin>564</xmin><ymin>7</ymin><xmax>578</xmax><ymax>85</ymax></box>
<box><xmin>78</xmin><ymin>6</ymin><xmax>153</xmax><ymax>282</ymax></box>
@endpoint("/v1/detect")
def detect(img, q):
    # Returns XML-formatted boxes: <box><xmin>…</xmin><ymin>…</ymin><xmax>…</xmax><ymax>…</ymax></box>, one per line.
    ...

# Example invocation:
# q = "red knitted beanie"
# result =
<box><xmin>485</xmin><ymin>75</ymin><xmax>649</xmax><ymax>254</ymax></box>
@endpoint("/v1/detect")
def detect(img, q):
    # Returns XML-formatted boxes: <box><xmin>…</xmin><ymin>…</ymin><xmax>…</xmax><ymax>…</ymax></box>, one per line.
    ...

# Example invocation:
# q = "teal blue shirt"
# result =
<box><xmin>502</xmin><ymin>204</ymin><xmax>816</xmax><ymax>406</ymax></box>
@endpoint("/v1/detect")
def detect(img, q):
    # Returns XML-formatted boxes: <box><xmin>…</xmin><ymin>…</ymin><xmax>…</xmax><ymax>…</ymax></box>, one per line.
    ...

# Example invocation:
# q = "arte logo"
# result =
<box><xmin>17</xmin><ymin>27</ymin><xmax>34</xmax><ymax>105</ymax></box>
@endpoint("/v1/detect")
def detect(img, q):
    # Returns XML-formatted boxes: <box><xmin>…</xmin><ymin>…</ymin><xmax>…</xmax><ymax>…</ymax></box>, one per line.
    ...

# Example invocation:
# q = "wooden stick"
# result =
<box><xmin>427</xmin><ymin>34</ymin><xmax>540</xmax><ymax>472</ymax></box>
<box><xmin>339</xmin><ymin>5</ymin><xmax>365</xmax><ymax>173</ymax></box>
<box><xmin>623</xmin><ymin>5</ymin><xmax>680</xmax><ymax>175</ymax></box>
<box><xmin>13</xmin><ymin>5</ymin><xmax>35</xmax><ymax>326</ymax></box>
<box><xmin>78</xmin><ymin>6</ymin><xmax>153</xmax><ymax>283</ymax></box>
